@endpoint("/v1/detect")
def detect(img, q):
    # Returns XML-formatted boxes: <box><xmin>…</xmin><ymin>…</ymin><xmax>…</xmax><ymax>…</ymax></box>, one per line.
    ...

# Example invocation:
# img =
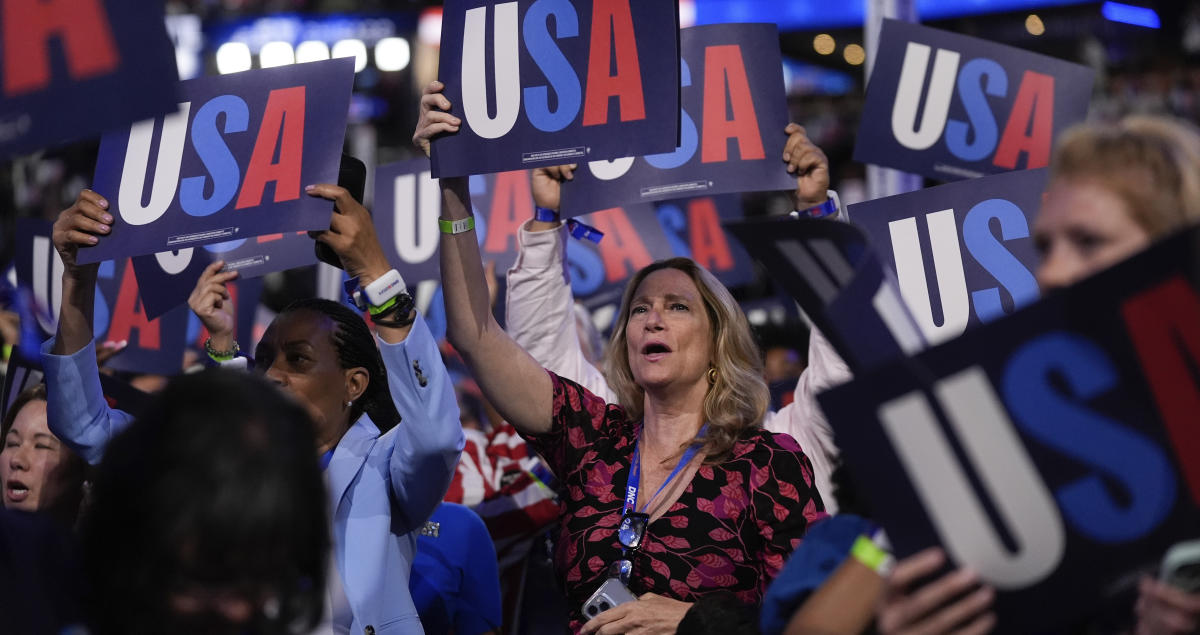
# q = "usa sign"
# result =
<box><xmin>562</xmin><ymin>23</ymin><xmax>795</xmax><ymax>216</ymax></box>
<box><xmin>430</xmin><ymin>0</ymin><xmax>681</xmax><ymax>178</ymax></box>
<box><xmin>848</xmin><ymin>168</ymin><xmax>1046</xmax><ymax>346</ymax></box>
<box><xmin>855</xmin><ymin>19</ymin><xmax>1093</xmax><ymax>182</ymax></box>
<box><xmin>375</xmin><ymin>159</ymin><xmax>752</xmax><ymax>298</ymax></box>
<box><xmin>80</xmin><ymin>58</ymin><xmax>355</xmax><ymax>264</ymax></box>
<box><xmin>819</xmin><ymin>224</ymin><xmax>1200</xmax><ymax>632</ymax></box>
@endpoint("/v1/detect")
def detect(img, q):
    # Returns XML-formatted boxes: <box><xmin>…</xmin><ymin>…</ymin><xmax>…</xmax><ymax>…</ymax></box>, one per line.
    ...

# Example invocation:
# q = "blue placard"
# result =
<box><xmin>818</xmin><ymin>223</ymin><xmax>1200</xmax><ymax>633</ymax></box>
<box><xmin>130</xmin><ymin>231</ymin><xmax>316</xmax><ymax>320</ymax></box>
<box><xmin>0</xmin><ymin>0</ymin><xmax>179</xmax><ymax>159</ymax></box>
<box><xmin>375</xmin><ymin>160</ymin><xmax>752</xmax><ymax>299</ymax></box>
<box><xmin>854</xmin><ymin>19</ymin><xmax>1093</xmax><ymax>182</ymax></box>
<box><xmin>430</xmin><ymin>0</ymin><xmax>681</xmax><ymax>178</ymax></box>
<box><xmin>848</xmin><ymin>168</ymin><xmax>1046</xmax><ymax>346</ymax></box>
<box><xmin>561</xmin><ymin>23</ymin><xmax>794</xmax><ymax>216</ymax></box>
<box><xmin>14</xmin><ymin>219</ymin><xmax>188</xmax><ymax>376</ymax></box>
<box><xmin>79</xmin><ymin>57</ymin><xmax>356</xmax><ymax>264</ymax></box>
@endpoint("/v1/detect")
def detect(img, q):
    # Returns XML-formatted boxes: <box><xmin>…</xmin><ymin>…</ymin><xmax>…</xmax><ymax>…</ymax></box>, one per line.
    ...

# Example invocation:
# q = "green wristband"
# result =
<box><xmin>850</xmin><ymin>534</ymin><xmax>894</xmax><ymax>575</ymax></box>
<box><xmin>439</xmin><ymin>216</ymin><xmax>475</xmax><ymax>234</ymax></box>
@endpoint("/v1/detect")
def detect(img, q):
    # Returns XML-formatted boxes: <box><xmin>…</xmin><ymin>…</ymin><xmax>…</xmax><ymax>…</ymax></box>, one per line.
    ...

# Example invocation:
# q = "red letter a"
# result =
<box><xmin>3</xmin><ymin>0</ymin><xmax>120</xmax><ymax>95</ymax></box>
<box><xmin>236</xmin><ymin>86</ymin><xmax>306</xmax><ymax>209</ymax></box>
<box><xmin>688</xmin><ymin>198</ymin><xmax>734</xmax><ymax>271</ymax></box>
<box><xmin>701</xmin><ymin>45</ymin><xmax>764</xmax><ymax>163</ymax></box>
<box><xmin>1122</xmin><ymin>276</ymin><xmax>1200</xmax><ymax>504</ymax></box>
<box><xmin>592</xmin><ymin>208</ymin><xmax>653</xmax><ymax>283</ymax></box>
<box><xmin>483</xmin><ymin>171</ymin><xmax>534</xmax><ymax>254</ymax></box>
<box><xmin>993</xmin><ymin>71</ymin><xmax>1054</xmax><ymax>170</ymax></box>
<box><xmin>108</xmin><ymin>259</ymin><xmax>159</xmax><ymax>349</ymax></box>
<box><xmin>582</xmin><ymin>0</ymin><xmax>646</xmax><ymax>126</ymax></box>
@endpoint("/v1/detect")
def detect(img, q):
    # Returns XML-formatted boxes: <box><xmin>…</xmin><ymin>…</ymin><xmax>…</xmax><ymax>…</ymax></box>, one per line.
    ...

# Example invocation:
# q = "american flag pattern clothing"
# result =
<box><xmin>524</xmin><ymin>371</ymin><xmax>826</xmax><ymax>632</ymax></box>
<box><xmin>443</xmin><ymin>423</ymin><xmax>560</xmax><ymax>572</ymax></box>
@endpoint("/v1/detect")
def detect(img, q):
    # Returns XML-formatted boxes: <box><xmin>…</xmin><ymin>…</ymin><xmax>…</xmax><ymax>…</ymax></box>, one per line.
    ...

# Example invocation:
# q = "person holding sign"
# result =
<box><xmin>42</xmin><ymin>186</ymin><xmax>465</xmax><ymax>634</ymax></box>
<box><xmin>506</xmin><ymin>126</ymin><xmax>849</xmax><ymax>513</ymax></box>
<box><xmin>416</xmin><ymin>81</ymin><xmax>824</xmax><ymax>634</ymax></box>
<box><xmin>871</xmin><ymin>114</ymin><xmax>1200</xmax><ymax>635</ymax></box>
<box><xmin>1032</xmin><ymin>115</ymin><xmax>1200</xmax><ymax>635</ymax></box>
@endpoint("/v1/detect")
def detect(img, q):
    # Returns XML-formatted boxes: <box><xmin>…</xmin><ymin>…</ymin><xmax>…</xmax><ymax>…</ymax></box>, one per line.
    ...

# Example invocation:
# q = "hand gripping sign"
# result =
<box><xmin>15</xmin><ymin>219</ymin><xmax>188</xmax><ymax>376</ymax></box>
<box><xmin>855</xmin><ymin>19</ymin><xmax>1093</xmax><ymax>182</ymax></box>
<box><xmin>0</xmin><ymin>0</ymin><xmax>179</xmax><ymax>159</ymax></box>
<box><xmin>818</xmin><ymin>223</ymin><xmax>1200</xmax><ymax>632</ymax></box>
<box><xmin>431</xmin><ymin>0</ymin><xmax>681</xmax><ymax>178</ymax></box>
<box><xmin>561</xmin><ymin>23</ymin><xmax>795</xmax><ymax>216</ymax></box>
<box><xmin>79</xmin><ymin>58</ymin><xmax>355</xmax><ymax>265</ymax></box>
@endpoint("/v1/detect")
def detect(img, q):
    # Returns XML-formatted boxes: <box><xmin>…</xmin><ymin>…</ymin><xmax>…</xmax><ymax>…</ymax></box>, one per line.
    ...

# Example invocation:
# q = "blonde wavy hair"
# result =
<box><xmin>1051</xmin><ymin>115</ymin><xmax>1200</xmax><ymax>237</ymax></box>
<box><xmin>603</xmin><ymin>258</ymin><xmax>769</xmax><ymax>464</ymax></box>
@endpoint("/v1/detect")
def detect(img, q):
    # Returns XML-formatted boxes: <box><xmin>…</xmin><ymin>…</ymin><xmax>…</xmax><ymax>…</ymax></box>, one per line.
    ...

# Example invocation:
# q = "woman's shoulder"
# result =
<box><xmin>730</xmin><ymin>427</ymin><xmax>807</xmax><ymax>463</ymax></box>
<box><xmin>547</xmin><ymin>369</ymin><xmax>625</xmax><ymax>421</ymax></box>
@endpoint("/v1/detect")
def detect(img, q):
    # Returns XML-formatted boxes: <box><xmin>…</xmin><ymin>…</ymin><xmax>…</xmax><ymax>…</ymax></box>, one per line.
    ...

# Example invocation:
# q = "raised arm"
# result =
<box><xmin>307</xmin><ymin>180</ymin><xmax>464</xmax><ymax>528</ymax></box>
<box><xmin>505</xmin><ymin>165</ymin><xmax>616</xmax><ymax>402</ymax></box>
<box><xmin>763</xmin><ymin>125</ymin><xmax>852</xmax><ymax>511</ymax></box>
<box><xmin>41</xmin><ymin>190</ymin><xmax>134</xmax><ymax>464</ymax></box>
<box><xmin>415</xmin><ymin>81</ymin><xmax>555</xmax><ymax>435</ymax></box>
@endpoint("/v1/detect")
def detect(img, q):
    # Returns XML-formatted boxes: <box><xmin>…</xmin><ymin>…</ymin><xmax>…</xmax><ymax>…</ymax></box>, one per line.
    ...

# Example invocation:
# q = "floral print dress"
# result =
<box><xmin>523</xmin><ymin>372</ymin><xmax>826</xmax><ymax>632</ymax></box>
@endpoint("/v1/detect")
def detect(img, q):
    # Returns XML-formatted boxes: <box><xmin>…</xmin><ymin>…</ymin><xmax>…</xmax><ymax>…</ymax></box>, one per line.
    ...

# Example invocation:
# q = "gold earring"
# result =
<box><xmin>707</xmin><ymin>367</ymin><xmax>717</xmax><ymax>385</ymax></box>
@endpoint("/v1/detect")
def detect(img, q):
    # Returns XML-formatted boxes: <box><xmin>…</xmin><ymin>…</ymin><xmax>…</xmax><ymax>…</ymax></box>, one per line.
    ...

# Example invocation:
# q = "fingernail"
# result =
<box><xmin>98</xmin><ymin>198</ymin><xmax>108</xmax><ymax>209</ymax></box>
<box><xmin>305</xmin><ymin>184</ymin><xmax>316</xmax><ymax>192</ymax></box>
<box><xmin>118</xmin><ymin>340</ymin><xmax>127</xmax><ymax>348</ymax></box>
<box><xmin>99</xmin><ymin>225</ymin><xmax>110</xmax><ymax>233</ymax></box>
<box><xmin>451</xmin><ymin>117</ymin><xmax>461</xmax><ymax>125</ymax></box>
<box><xmin>103</xmin><ymin>214</ymin><xmax>113</xmax><ymax>223</ymax></box>
<box><xmin>88</xmin><ymin>236</ymin><xmax>98</xmax><ymax>244</ymax></box>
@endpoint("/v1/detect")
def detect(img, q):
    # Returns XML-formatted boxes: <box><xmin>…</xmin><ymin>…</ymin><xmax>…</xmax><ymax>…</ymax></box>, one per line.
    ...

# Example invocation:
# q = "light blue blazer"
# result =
<box><xmin>41</xmin><ymin>313</ymin><xmax>465</xmax><ymax>635</ymax></box>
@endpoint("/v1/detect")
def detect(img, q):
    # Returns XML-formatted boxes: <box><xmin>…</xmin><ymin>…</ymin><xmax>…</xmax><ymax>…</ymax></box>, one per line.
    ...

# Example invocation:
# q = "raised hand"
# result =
<box><xmin>531</xmin><ymin>164</ymin><xmax>577</xmax><ymax>214</ymax></box>
<box><xmin>52</xmin><ymin>189</ymin><xmax>111</xmax><ymax>275</ymax></box>
<box><xmin>305</xmin><ymin>184</ymin><xmax>391</xmax><ymax>286</ymax></box>
<box><xmin>187</xmin><ymin>260</ymin><xmax>239</xmax><ymax>350</ymax></box>
<box><xmin>413</xmin><ymin>80</ymin><xmax>462</xmax><ymax>157</ymax></box>
<box><xmin>782</xmin><ymin>123</ymin><xmax>831</xmax><ymax>211</ymax></box>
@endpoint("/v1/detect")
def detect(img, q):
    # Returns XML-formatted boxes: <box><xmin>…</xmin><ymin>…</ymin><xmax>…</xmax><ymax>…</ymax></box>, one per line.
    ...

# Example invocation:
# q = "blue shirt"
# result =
<box><xmin>409</xmin><ymin>502</ymin><xmax>502</xmax><ymax>635</ymax></box>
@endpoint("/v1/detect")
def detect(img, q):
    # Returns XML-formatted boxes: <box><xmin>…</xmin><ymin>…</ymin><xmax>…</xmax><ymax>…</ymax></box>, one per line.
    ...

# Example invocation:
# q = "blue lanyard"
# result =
<box><xmin>319</xmin><ymin>448</ymin><xmax>335</xmax><ymax>471</ymax></box>
<box><xmin>623</xmin><ymin>424</ymin><xmax>708</xmax><ymax>516</ymax></box>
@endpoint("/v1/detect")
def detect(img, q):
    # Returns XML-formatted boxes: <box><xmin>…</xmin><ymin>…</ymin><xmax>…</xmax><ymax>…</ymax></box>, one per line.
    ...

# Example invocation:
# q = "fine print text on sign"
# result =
<box><xmin>854</xmin><ymin>19</ymin><xmax>1093</xmax><ymax>182</ymax></box>
<box><xmin>15</xmin><ymin>219</ymin><xmax>188</xmax><ymax>376</ymax></box>
<box><xmin>80</xmin><ymin>58</ymin><xmax>356</xmax><ymax>264</ymax></box>
<box><xmin>431</xmin><ymin>0</ymin><xmax>681</xmax><ymax>178</ymax></box>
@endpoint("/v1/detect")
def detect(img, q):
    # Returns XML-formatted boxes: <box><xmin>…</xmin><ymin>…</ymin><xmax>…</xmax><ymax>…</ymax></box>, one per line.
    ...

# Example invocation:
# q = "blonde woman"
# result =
<box><xmin>876</xmin><ymin>115</ymin><xmax>1200</xmax><ymax>635</ymax></box>
<box><xmin>415</xmin><ymin>81</ymin><xmax>823</xmax><ymax>634</ymax></box>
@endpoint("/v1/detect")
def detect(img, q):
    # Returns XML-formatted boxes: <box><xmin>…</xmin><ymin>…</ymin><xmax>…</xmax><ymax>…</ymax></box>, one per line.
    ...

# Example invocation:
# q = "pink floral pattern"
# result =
<box><xmin>524</xmin><ymin>372</ymin><xmax>826</xmax><ymax>631</ymax></box>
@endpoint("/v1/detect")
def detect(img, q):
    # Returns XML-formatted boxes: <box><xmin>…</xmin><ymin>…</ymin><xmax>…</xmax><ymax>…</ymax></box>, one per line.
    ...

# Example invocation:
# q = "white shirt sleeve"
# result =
<box><xmin>505</xmin><ymin>220</ymin><xmax>617</xmax><ymax>403</ymax></box>
<box><xmin>764</xmin><ymin>327</ymin><xmax>852</xmax><ymax>514</ymax></box>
